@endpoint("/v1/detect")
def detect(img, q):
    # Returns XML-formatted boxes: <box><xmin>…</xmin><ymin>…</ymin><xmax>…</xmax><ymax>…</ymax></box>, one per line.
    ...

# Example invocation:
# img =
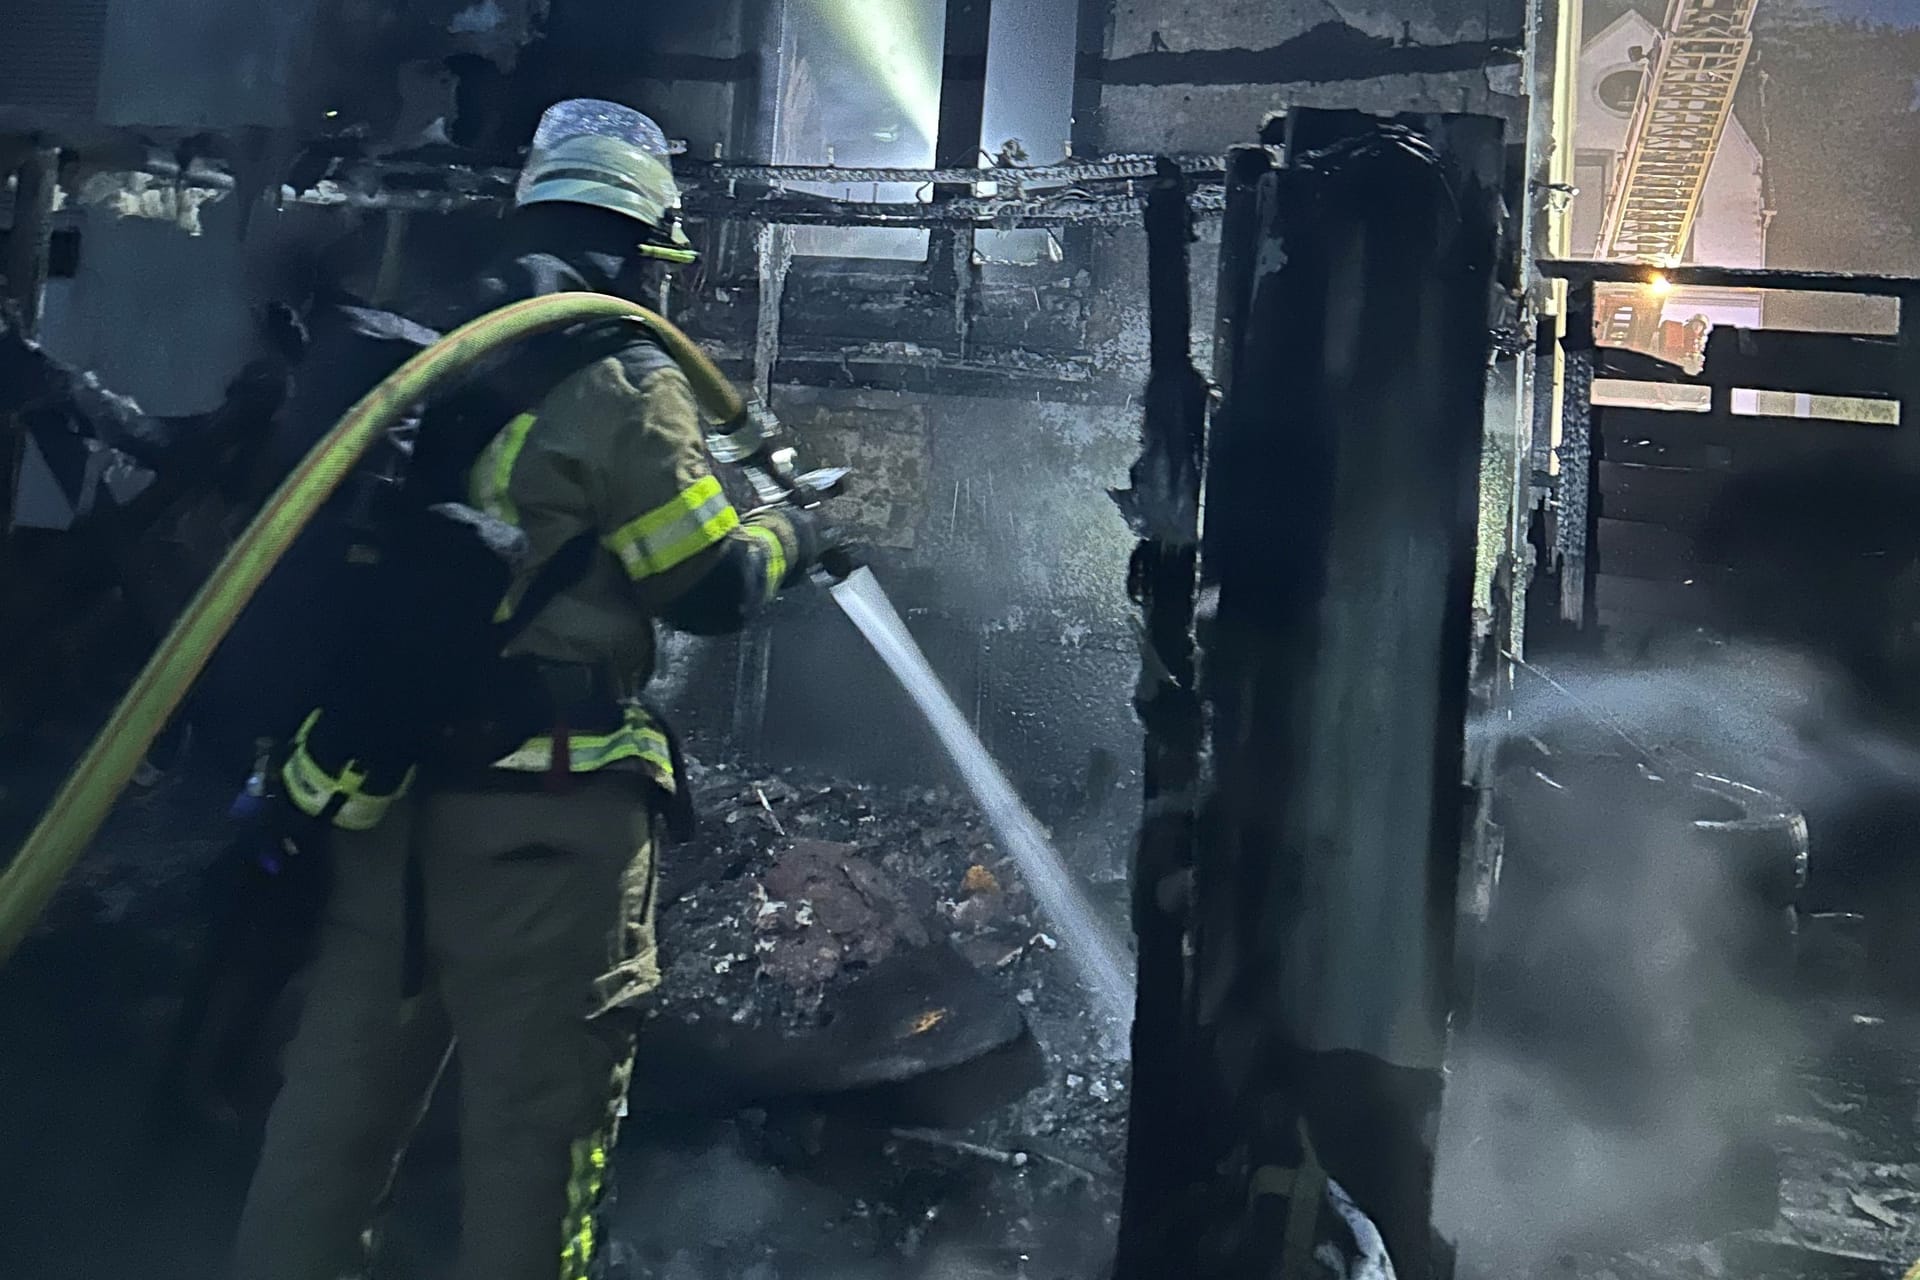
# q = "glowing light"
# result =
<box><xmin>1648</xmin><ymin>273</ymin><xmax>1674</xmax><ymax>296</ymax></box>
<box><xmin>817</xmin><ymin>0</ymin><xmax>942</xmax><ymax>146</ymax></box>
<box><xmin>324</xmin><ymin>109</ymin><xmax>340</xmax><ymax>119</ymax></box>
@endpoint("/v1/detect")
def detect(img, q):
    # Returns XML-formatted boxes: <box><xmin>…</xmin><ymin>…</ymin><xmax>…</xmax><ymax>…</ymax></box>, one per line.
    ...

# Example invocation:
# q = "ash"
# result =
<box><xmin>619</xmin><ymin>753</ymin><xmax>1131</xmax><ymax>1278</ymax></box>
<box><xmin>664</xmin><ymin>755</ymin><xmax>1126</xmax><ymax>1075</ymax></box>
<box><xmin>1449</xmin><ymin>998</ymin><xmax>1920</xmax><ymax>1280</ymax></box>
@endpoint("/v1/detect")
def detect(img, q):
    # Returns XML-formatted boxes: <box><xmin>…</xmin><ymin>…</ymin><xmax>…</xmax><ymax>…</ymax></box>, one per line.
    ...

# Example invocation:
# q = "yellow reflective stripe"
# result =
<box><xmin>331</xmin><ymin>787</ymin><xmax>405</xmax><ymax>832</ymax></box>
<box><xmin>280</xmin><ymin>742</ymin><xmax>339</xmax><ymax>820</ymax></box>
<box><xmin>561</xmin><ymin>1136</ymin><xmax>609</xmax><ymax>1280</ymax></box>
<box><xmin>471</xmin><ymin>412</ymin><xmax>537</xmax><ymax>526</ymax></box>
<box><xmin>742</xmin><ymin>522</ymin><xmax>787</xmax><ymax>601</ymax></box>
<box><xmin>601</xmin><ymin>474</ymin><xmax>738</xmax><ymax>580</ymax></box>
<box><xmin>614</xmin><ymin>474</ymin><xmax>725</xmax><ymax>545</ymax></box>
<box><xmin>651</xmin><ymin>503</ymin><xmax>739</xmax><ymax>575</ymax></box>
<box><xmin>281</xmin><ymin>711</ymin><xmax>343</xmax><ymax>818</ymax></box>
<box><xmin>471</xmin><ymin>414</ymin><xmax>539</xmax><ymax>622</ymax></box>
<box><xmin>280</xmin><ymin>710</ymin><xmax>412</xmax><ymax>831</ymax></box>
<box><xmin>491</xmin><ymin>725</ymin><xmax>672</xmax><ymax>777</ymax></box>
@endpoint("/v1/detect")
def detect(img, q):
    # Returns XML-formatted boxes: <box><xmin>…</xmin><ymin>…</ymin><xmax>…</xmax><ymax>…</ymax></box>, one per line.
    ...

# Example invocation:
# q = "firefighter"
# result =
<box><xmin>231</xmin><ymin>100</ymin><xmax>840</xmax><ymax>1279</ymax></box>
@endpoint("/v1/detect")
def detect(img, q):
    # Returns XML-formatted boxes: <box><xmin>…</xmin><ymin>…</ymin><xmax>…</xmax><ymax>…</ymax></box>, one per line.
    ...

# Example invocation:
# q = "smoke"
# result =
<box><xmin>609</xmin><ymin>1135</ymin><xmax>829</xmax><ymax>1279</ymax></box>
<box><xmin>1467</xmin><ymin>640</ymin><xmax>1831</xmax><ymax>776</ymax></box>
<box><xmin>1437</xmin><ymin>641</ymin><xmax>1867</xmax><ymax>1272</ymax></box>
<box><xmin>618</xmin><ymin>1140</ymin><xmax>786</xmax><ymax>1252</ymax></box>
<box><xmin>609</xmin><ymin>1130</ymin><xmax>1105</xmax><ymax>1279</ymax></box>
<box><xmin>1471</xmin><ymin>638</ymin><xmax>1920</xmax><ymax>819</ymax></box>
<box><xmin>811</xmin><ymin>0</ymin><xmax>943</xmax><ymax>147</ymax></box>
<box><xmin>1436</xmin><ymin>814</ymin><xmax>1804</xmax><ymax>1269</ymax></box>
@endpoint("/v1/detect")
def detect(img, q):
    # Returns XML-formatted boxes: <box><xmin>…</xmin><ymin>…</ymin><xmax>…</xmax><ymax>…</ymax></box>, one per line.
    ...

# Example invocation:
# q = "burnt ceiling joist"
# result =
<box><xmin>1539</xmin><ymin>258</ymin><xmax>1920</xmax><ymax>299</ymax></box>
<box><xmin>1093</xmin><ymin>21</ymin><xmax>1522</xmax><ymax>88</ymax></box>
<box><xmin>28</xmin><ymin>151</ymin><xmax>1228</xmax><ymax>229</ymax></box>
<box><xmin>689</xmin><ymin>189</ymin><xmax>1226</xmax><ymax>229</ymax></box>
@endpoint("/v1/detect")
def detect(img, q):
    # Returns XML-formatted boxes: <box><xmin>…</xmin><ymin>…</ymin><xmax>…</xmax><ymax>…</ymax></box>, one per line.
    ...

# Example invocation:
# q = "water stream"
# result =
<box><xmin>829</xmin><ymin>568</ymin><xmax>1137</xmax><ymax>1042</ymax></box>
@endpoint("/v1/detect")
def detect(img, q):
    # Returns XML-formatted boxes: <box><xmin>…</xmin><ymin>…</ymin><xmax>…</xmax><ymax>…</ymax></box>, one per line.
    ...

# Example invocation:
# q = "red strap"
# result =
<box><xmin>546</xmin><ymin>722</ymin><xmax>572</xmax><ymax>793</ymax></box>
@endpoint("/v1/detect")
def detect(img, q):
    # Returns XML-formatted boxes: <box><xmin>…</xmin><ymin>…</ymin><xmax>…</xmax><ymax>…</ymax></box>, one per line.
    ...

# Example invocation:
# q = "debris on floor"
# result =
<box><xmin>616</xmin><ymin>755</ymin><xmax>1133</xmax><ymax>1277</ymax></box>
<box><xmin>648</xmin><ymin>757</ymin><xmax>1130</xmax><ymax>1167</ymax></box>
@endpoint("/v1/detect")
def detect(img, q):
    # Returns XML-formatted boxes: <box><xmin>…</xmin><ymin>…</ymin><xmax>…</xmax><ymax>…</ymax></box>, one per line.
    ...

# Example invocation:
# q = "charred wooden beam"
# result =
<box><xmin>698</xmin><ymin>156</ymin><xmax>1223</xmax><ymax>187</ymax></box>
<box><xmin>1539</xmin><ymin>258</ymin><xmax>1920</xmax><ymax>298</ymax></box>
<box><xmin>1093</xmin><ymin>25</ymin><xmax>1519</xmax><ymax>87</ymax></box>
<box><xmin>685</xmin><ymin>187</ymin><xmax>1226</xmax><ymax>227</ymax></box>
<box><xmin>928</xmin><ymin>0</ymin><xmax>993</xmax><ymax>307</ymax></box>
<box><xmin>2</xmin><ymin>144</ymin><xmax>59</xmax><ymax>543</ymax></box>
<box><xmin>1581</xmin><ymin>328</ymin><xmax>1908</xmax><ymax>404</ymax></box>
<box><xmin>2</xmin><ymin>148</ymin><xmax>57</xmax><ymax>328</ymax></box>
<box><xmin>1112</xmin><ymin>157</ymin><xmax>1208</xmax><ymax>1280</ymax></box>
<box><xmin>730</xmin><ymin>221</ymin><xmax>795</xmax><ymax>753</ymax></box>
<box><xmin>1699</xmin><ymin>328</ymin><xmax>1909</xmax><ymax>403</ymax></box>
<box><xmin>60</xmin><ymin>151</ymin><xmax>1228</xmax><ymax>226</ymax></box>
<box><xmin>1173</xmin><ymin>110</ymin><xmax>1502</xmax><ymax>1280</ymax></box>
<box><xmin>1069</xmin><ymin>0</ymin><xmax>1114</xmax><ymax>159</ymax></box>
<box><xmin>1557</xmin><ymin>347</ymin><xmax>1596</xmax><ymax>628</ymax></box>
<box><xmin>765</xmin><ymin>352</ymin><xmax>1105</xmax><ymax>401</ymax></box>
<box><xmin>1062</xmin><ymin>0</ymin><xmax>1116</xmax><ymax>274</ymax></box>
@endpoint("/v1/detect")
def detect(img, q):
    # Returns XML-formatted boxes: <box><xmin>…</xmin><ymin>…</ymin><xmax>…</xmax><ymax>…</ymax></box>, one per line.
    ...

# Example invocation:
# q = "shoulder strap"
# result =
<box><xmin>336</xmin><ymin>304</ymin><xmax>443</xmax><ymax>350</ymax></box>
<box><xmin>496</xmin><ymin>532</ymin><xmax>595</xmax><ymax>645</ymax></box>
<box><xmin>407</xmin><ymin>316</ymin><xmax>654</xmax><ymax>504</ymax></box>
<box><xmin>480</xmin><ymin>321</ymin><xmax>672</xmax><ymax>643</ymax></box>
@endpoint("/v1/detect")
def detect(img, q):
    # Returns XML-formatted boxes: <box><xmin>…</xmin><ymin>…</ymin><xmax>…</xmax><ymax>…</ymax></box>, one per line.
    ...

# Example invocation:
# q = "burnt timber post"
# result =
<box><xmin>1111</xmin><ymin>157</ymin><xmax>1208</xmax><ymax>1279</ymax></box>
<box><xmin>1554</xmin><ymin>285</ymin><xmax>1598</xmax><ymax>629</ymax></box>
<box><xmin>2</xmin><ymin>145</ymin><xmax>60</xmax><ymax>543</ymax></box>
<box><xmin>730</xmin><ymin>221</ymin><xmax>795</xmax><ymax>751</ymax></box>
<box><xmin>1131</xmin><ymin>110</ymin><xmax>1499</xmax><ymax>1280</ymax></box>
<box><xmin>927</xmin><ymin>0</ymin><xmax>991</xmax><ymax>331</ymax></box>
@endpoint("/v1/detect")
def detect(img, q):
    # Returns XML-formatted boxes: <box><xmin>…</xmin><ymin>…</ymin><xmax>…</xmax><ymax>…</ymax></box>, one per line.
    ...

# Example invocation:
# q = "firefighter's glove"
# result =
<box><xmin>784</xmin><ymin>504</ymin><xmax>861</xmax><ymax>586</ymax></box>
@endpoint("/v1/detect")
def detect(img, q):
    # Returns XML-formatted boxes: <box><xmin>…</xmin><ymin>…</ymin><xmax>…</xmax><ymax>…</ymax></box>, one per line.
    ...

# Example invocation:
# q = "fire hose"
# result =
<box><xmin>0</xmin><ymin>291</ymin><xmax>795</xmax><ymax>966</ymax></box>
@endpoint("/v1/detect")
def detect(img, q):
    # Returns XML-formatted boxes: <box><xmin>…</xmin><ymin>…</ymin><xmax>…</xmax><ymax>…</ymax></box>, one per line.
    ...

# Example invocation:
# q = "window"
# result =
<box><xmin>976</xmin><ymin>0</ymin><xmax>1077</xmax><ymax>264</ymax></box>
<box><xmin>1731</xmin><ymin>389</ymin><xmax>1900</xmax><ymax>424</ymax></box>
<box><xmin>1571</xmin><ymin>150</ymin><xmax>1612</xmax><ymax>257</ymax></box>
<box><xmin>770</xmin><ymin>0</ymin><xmax>1080</xmax><ymax>264</ymax></box>
<box><xmin>1596</xmin><ymin>67</ymin><xmax>1644</xmax><ymax>115</ymax></box>
<box><xmin>774</xmin><ymin>0</ymin><xmax>946</xmax><ymax>260</ymax></box>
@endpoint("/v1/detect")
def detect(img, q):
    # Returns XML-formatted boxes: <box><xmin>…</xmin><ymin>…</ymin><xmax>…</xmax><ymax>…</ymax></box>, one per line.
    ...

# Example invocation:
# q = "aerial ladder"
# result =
<box><xmin>1592</xmin><ymin>0</ymin><xmax>1759</xmax><ymax>369</ymax></box>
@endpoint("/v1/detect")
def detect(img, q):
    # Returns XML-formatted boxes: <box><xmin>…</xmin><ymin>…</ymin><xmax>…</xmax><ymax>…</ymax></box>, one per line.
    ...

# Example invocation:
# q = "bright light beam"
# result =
<box><xmin>817</xmin><ymin>0</ymin><xmax>943</xmax><ymax>147</ymax></box>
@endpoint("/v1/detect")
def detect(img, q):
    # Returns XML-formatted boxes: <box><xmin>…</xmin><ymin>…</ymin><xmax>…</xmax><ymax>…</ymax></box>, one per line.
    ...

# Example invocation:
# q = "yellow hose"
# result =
<box><xmin>0</xmin><ymin>291</ymin><xmax>744</xmax><ymax>965</ymax></box>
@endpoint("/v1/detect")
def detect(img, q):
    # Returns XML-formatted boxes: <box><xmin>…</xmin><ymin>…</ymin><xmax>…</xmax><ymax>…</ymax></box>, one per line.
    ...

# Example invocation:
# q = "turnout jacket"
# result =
<box><xmin>282</xmin><ymin>250</ymin><xmax>801</xmax><ymax>829</ymax></box>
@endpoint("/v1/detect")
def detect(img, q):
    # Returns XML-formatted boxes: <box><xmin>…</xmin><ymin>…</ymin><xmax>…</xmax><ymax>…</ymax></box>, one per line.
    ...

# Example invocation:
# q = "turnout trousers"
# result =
<box><xmin>233</xmin><ymin>771</ymin><xmax>659</xmax><ymax>1280</ymax></box>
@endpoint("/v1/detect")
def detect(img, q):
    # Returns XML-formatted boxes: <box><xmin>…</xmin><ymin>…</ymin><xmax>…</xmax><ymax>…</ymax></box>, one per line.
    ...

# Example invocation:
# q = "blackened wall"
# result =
<box><xmin>654</xmin><ymin>381</ymin><xmax>1143</xmax><ymax>867</ymax></box>
<box><xmin>1081</xmin><ymin>0</ymin><xmax>1528</xmax><ymax>394</ymax></box>
<box><xmin>20</xmin><ymin>0</ymin><xmax>1530</xmax><ymax>847</ymax></box>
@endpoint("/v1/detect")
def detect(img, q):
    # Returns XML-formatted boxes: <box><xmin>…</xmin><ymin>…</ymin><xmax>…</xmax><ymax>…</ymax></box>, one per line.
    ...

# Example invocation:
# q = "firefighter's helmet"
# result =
<box><xmin>516</xmin><ymin>99</ymin><xmax>693</xmax><ymax>256</ymax></box>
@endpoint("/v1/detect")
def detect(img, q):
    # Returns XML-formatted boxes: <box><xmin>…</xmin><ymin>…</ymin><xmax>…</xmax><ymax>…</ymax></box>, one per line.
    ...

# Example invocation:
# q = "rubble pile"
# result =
<box><xmin>653</xmin><ymin>756</ymin><xmax>1130</xmax><ymax>1164</ymax></box>
<box><xmin>604</xmin><ymin>756</ymin><xmax>1131</xmax><ymax>1277</ymax></box>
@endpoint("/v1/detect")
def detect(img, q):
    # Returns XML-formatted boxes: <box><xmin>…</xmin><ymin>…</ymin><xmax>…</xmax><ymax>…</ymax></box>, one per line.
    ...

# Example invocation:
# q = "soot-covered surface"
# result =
<box><xmin>0</xmin><ymin>754</ymin><xmax>1126</xmax><ymax>1279</ymax></box>
<box><xmin>1448</xmin><ymin>997</ymin><xmax>1920</xmax><ymax>1280</ymax></box>
<box><xmin>7</xmin><ymin>740</ymin><xmax>1920</xmax><ymax>1278</ymax></box>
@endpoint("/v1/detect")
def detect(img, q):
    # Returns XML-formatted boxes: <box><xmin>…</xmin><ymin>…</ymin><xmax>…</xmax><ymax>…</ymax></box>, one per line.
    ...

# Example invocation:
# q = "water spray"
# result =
<box><xmin>829</xmin><ymin>568</ymin><xmax>1137</xmax><ymax>1041</ymax></box>
<box><xmin>712</xmin><ymin>404</ymin><xmax>1136</xmax><ymax>1041</ymax></box>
